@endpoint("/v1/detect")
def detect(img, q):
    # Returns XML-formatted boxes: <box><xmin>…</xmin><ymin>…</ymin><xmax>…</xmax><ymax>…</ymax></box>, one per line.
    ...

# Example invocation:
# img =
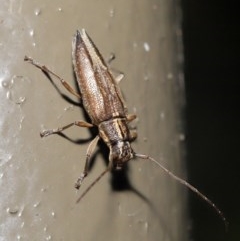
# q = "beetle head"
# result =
<box><xmin>110</xmin><ymin>141</ymin><xmax>134</xmax><ymax>170</ymax></box>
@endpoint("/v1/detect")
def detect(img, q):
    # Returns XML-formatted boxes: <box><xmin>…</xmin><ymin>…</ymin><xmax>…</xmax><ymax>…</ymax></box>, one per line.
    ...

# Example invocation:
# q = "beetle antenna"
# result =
<box><xmin>135</xmin><ymin>153</ymin><xmax>228</xmax><ymax>230</ymax></box>
<box><xmin>76</xmin><ymin>168</ymin><xmax>109</xmax><ymax>203</ymax></box>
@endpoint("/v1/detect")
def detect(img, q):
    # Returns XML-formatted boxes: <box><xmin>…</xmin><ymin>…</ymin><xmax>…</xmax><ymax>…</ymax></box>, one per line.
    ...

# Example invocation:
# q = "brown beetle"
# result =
<box><xmin>24</xmin><ymin>29</ymin><xmax>227</xmax><ymax>228</ymax></box>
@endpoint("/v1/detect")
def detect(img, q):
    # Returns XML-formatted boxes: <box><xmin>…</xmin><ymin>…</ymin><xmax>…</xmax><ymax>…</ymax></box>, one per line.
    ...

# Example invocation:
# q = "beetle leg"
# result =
<box><xmin>24</xmin><ymin>56</ymin><xmax>81</xmax><ymax>99</ymax></box>
<box><xmin>126</xmin><ymin>114</ymin><xmax>137</xmax><ymax>122</ymax></box>
<box><xmin>114</xmin><ymin>73</ymin><xmax>124</xmax><ymax>83</ymax></box>
<box><xmin>76</xmin><ymin>167</ymin><xmax>109</xmax><ymax>203</ymax></box>
<box><xmin>129</xmin><ymin>130</ymin><xmax>137</xmax><ymax>141</ymax></box>
<box><xmin>75</xmin><ymin>135</ymin><xmax>100</xmax><ymax>189</ymax></box>
<box><xmin>40</xmin><ymin>120</ymin><xmax>93</xmax><ymax>137</ymax></box>
<box><xmin>105</xmin><ymin>53</ymin><xmax>124</xmax><ymax>83</ymax></box>
<box><xmin>106</xmin><ymin>53</ymin><xmax>115</xmax><ymax>64</ymax></box>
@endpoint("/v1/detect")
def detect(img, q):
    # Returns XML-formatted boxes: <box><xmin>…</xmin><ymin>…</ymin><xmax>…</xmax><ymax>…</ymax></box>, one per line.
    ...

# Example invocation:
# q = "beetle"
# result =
<box><xmin>24</xmin><ymin>29</ymin><xmax>227</xmax><ymax>228</ymax></box>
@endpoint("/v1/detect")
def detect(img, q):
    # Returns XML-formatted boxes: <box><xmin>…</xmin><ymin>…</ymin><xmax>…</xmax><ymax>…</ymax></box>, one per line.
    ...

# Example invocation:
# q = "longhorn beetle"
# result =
<box><xmin>24</xmin><ymin>29</ymin><xmax>227</xmax><ymax>228</ymax></box>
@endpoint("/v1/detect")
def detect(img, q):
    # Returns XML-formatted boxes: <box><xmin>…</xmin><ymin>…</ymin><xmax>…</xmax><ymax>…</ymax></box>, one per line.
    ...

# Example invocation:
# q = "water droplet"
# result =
<box><xmin>16</xmin><ymin>96</ymin><xmax>26</xmax><ymax>105</ymax></box>
<box><xmin>1</xmin><ymin>78</ymin><xmax>13</xmax><ymax>90</ymax></box>
<box><xmin>41</xmin><ymin>186</ymin><xmax>48</xmax><ymax>192</ymax></box>
<box><xmin>143</xmin><ymin>42</ymin><xmax>150</xmax><ymax>52</ymax></box>
<box><xmin>33</xmin><ymin>201</ymin><xmax>40</xmax><ymax>208</ymax></box>
<box><xmin>109</xmin><ymin>8</ymin><xmax>115</xmax><ymax>17</ymax></box>
<box><xmin>0</xmin><ymin>152</ymin><xmax>13</xmax><ymax>167</ymax></box>
<box><xmin>178</xmin><ymin>133</ymin><xmax>185</xmax><ymax>141</ymax></box>
<box><xmin>46</xmin><ymin>235</ymin><xmax>52</xmax><ymax>240</ymax></box>
<box><xmin>18</xmin><ymin>207</ymin><xmax>24</xmax><ymax>217</ymax></box>
<box><xmin>167</xmin><ymin>73</ymin><xmax>174</xmax><ymax>79</ymax></box>
<box><xmin>2</xmin><ymin>80</ymin><xmax>9</xmax><ymax>88</ymax></box>
<box><xmin>6</xmin><ymin>91</ymin><xmax>10</xmax><ymax>99</ymax></box>
<box><xmin>144</xmin><ymin>221</ymin><xmax>149</xmax><ymax>232</ymax></box>
<box><xmin>144</xmin><ymin>74</ymin><xmax>149</xmax><ymax>81</ymax></box>
<box><xmin>7</xmin><ymin>75</ymin><xmax>30</xmax><ymax>105</ymax></box>
<box><xmin>0</xmin><ymin>67</ymin><xmax>10</xmax><ymax>87</ymax></box>
<box><xmin>64</xmin><ymin>105</ymin><xmax>74</xmax><ymax>112</ymax></box>
<box><xmin>133</xmin><ymin>42</ymin><xmax>138</xmax><ymax>49</ymax></box>
<box><xmin>34</xmin><ymin>8</ymin><xmax>41</xmax><ymax>16</ymax></box>
<box><xmin>7</xmin><ymin>206</ymin><xmax>19</xmax><ymax>214</ymax></box>
<box><xmin>160</xmin><ymin>112</ymin><xmax>165</xmax><ymax>120</ymax></box>
<box><xmin>29</xmin><ymin>29</ymin><xmax>34</xmax><ymax>37</ymax></box>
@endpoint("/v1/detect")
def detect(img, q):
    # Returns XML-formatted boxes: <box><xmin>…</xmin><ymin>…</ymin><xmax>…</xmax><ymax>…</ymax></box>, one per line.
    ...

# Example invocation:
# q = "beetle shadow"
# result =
<box><xmin>41</xmin><ymin>66</ymin><xmax>160</xmax><ymax>215</ymax></box>
<box><xmin>39</xmin><ymin>64</ymin><xmax>173</xmax><ymax>236</ymax></box>
<box><xmin>41</xmin><ymin>70</ymin><xmax>81</xmax><ymax>107</ymax></box>
<box><xmin>95</xmin><ymin>140</ymin><xmax>173</xmax><ymax>237</ymax></box>
<box><xmin>97</xmin><ymin>139</ymin><xmax>153</xmax><ymax>207</ymax></box>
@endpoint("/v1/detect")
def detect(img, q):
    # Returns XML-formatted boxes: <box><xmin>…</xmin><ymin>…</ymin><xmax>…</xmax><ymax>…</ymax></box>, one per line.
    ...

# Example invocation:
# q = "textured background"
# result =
<box><xmin>0</xmin><ymin>1</ymin><xmax>187</xmax><ymax>240</ymax></box>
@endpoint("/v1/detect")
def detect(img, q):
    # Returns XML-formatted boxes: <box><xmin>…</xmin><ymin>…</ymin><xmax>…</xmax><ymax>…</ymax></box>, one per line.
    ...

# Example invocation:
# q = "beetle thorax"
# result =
<box><xmin>98</xmin><ymin>118</ymin><xmax>134</xmax><ymax>169</ymax></box>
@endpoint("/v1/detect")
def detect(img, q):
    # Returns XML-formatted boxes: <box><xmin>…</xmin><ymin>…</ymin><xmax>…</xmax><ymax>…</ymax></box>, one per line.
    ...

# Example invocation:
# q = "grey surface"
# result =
<box><xmin>0</xmin><ymin>1</ymin><xmax>187</xmax><ymax>240</ymax></box>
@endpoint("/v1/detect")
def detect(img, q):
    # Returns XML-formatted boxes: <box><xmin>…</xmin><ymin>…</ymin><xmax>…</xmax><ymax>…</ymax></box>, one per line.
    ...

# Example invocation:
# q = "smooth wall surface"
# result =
<box><xmin>0</xmin><ymin>1</ymin><xmax>186</xmax><ymax>240</ymax></box>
